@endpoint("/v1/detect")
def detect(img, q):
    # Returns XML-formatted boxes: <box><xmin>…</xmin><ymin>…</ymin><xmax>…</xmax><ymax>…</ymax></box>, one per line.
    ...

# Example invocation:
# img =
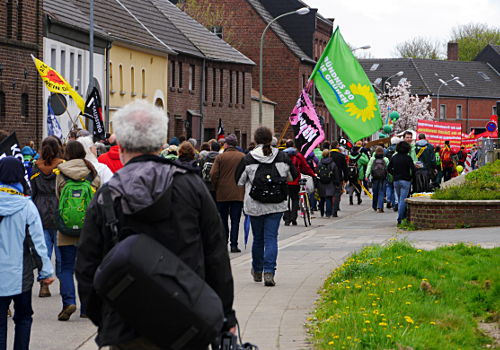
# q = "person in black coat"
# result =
<box><xmin>329</xmin><ymin>141</ymin><xmax>348</xmax><ymax>214</ymax></box>
<box><xmin>75</xmin><ymin>101</ymin><xmax>235</xmax><ymax>350</ymax></box>
<box><xmin>316</xmin><ymin>150</ymin><xmax>341</xmax><ymax>217</ymax></box>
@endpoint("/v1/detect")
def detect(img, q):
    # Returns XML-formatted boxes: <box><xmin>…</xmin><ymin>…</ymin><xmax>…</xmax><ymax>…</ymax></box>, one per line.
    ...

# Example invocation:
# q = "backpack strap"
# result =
<box><xmin>101</xmin><ymin>185</ymin><xmax>120</xmax><ymax>245</ymax></box>
<box><xmin>416</xmin><ymin>146</ymin><xmax>427</xmax><ymax>159</ymax></box>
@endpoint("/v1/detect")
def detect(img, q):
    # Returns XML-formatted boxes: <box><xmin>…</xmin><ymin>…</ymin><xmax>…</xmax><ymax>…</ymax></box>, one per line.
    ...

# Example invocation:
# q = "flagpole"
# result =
<box><xmin>89</xmin><ymin>0</ymin><xmax>94</xmax><ymax>91</ymax></box>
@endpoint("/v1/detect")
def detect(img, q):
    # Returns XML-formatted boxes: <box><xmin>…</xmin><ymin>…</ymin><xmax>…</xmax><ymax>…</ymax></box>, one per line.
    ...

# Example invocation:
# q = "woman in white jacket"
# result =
<box><xmin>77</xmin><ymin>136</ymin><xmax>113</xmax><ymax>184</ymax></box>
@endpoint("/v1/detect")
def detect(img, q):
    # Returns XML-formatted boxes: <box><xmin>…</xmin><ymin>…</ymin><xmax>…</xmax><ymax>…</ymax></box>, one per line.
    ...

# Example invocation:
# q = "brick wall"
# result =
<box><xmin>407</xmin><ymin>198</ymin><xmax>500</xmax><ymax>229</ymax></box>
<box><xmin>430</xmin><ymin>97</ymin><xmax>498</xmax><ymax>132</ymax></box>
<box><xmin>0</xmin><ymin>0</ymin><xmax>43</xmax><ymax>147</ymax></box>
<box><xmin>167</xmin><ymin>54</ymin><xmax>253</xmax><ymax>146</ymax></box>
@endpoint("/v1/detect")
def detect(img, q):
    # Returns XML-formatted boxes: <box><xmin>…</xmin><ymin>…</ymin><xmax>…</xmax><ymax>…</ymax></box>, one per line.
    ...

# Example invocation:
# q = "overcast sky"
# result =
<box><xmin>304</xmin><ymin>0</ymin><xmax>500</xmax><ymax>58</ymax></box>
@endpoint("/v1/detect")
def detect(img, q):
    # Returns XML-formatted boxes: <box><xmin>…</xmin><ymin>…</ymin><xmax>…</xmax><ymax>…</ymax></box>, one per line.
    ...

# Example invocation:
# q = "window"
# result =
<box><xmin>0</xmin><ymin>91</ymin><xmax>5</xmax><ymax>119</ymax></box>
<box><xmin>170</xmin><ymin>61</ymin><xmax>175</xmax><ymax>87</ymax></box>
<box><xmin>142</xmin><ymin>69</ymin><xmax>146</xmax><ymax>97</ymax></box>
<box><xmin>50</xmin><ymin>48</ymin><xmax>57</xmax><ymax>67</ymax></box>
<box><xmin>77</xmin><ymin>54</ymin><xmax>82</xmax><ymax>92</ymax></box>
<box><xmin>204</xmin><ymin>128</ymin><xmax>216</xmax><ymax>142</ymax></box>
<box><xmin>493</xmin><ymin>106</ymin><xmax>497</xmax><ymax>116</ymax></box>
<box><xmin>204</xmin><ymin>68</ymin><xmax>208</xmax><ymax>101</ymax></box>
<box><xmin>370</xmin><ymin>64</ymin><xmax>379</xmax><ymax>71</ymax></box>
<box><xmin>17</xmin><ymin>0</ymin><xmax>22</xmax><ymax>40</ymax></box>
<box><xmin>131</xmin><ymin>67</ymin><xmax>135</xmax><ymax>96</ymax></box>
<box><xmin>119</xmin><ymin>64</ymin><xmax>124</xmax><ymax>94</ymax></box>
<box><xmin>478</xmin><ymin>71</ymin><xmax>490</xmax><ymax>81</ymax></box>
<box><xmin>109</xmin><ymin>62</ymin><xmax>114</xmax><ymax>93</ymax></box>
<box><xmin>241</xmin><ymin>72</ymin><xmax>246</xmax><ymax>104</ymax></box>
<box><xmin>219</xmin><ymin>69</ymin><xmax>223</xmax><ymax>103</ymax></box>
<box><xmin>212</xmin><ymin>68</ymin><xmax>216</xmax><ymax>102</ymax></box>
<box><xmin>439</xmin><ymin>104</ymin><xmax>446</xmax><ymax>120</ymax></box>
<box><xmin>6</xmin><ymin>0</ymin><xmax>13</xmax><ymax>38</ymax></box>
<box><xmin>302</xmin><ymin>74</ymin><xmax>307</xmax><ymax>90</ymax></box>
<box><xmin>209</xmin><ymin>26</ymin><xmax>223</xmax><ymax>39</ymax></box>
<box><xmin>189</xmin><ymin>65</ymin><xmax>195</xmax><ymax>90</ymax></box>
<box><xmin>60</xmin><ymin>50</ymin><xmax>66</xmax><ymax>77</ymax></box>
<box><xmin>178</xmin><ymin>62</ymin><xmax>183</xmax><ymax>88</ymax></box>
<box><xmin>229</xmin><ymin>70</ymin><xmax>233</xmax><ymax>104</ymax></box>
<box><xmin>236</xmin><ymin>71</ymin><xmax>240</xmax><ymax>104</ymax></box>
<box><xmin>69</xmin><ymin>52</ymin><xmax>75</xmax><ymax>86</ymax></box>
<box><xmin>21</xmin><ymin>93</ymin><xmax>29</xmax><ymax>117</ymax></box>
<box><xmin>456</xmin><ymin>105</ymin><xmax>462</xmax><ymax>120</ymax></box>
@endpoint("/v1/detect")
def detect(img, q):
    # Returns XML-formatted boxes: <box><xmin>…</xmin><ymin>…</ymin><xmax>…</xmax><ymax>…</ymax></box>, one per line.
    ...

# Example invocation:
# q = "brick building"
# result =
<box><xmin>360</xmin><ymin>56</ymin><xmax>500</xmax><ymax>134</ymax></box>
<box><xmin>185</xmin><ymin>0</ymin><xmax>335</xmax><ymax>140</ymax></box>
<box><xmin>0</xmin><ymin>0</ymin><xmax>44</xmax><ymax>146</ymax></box>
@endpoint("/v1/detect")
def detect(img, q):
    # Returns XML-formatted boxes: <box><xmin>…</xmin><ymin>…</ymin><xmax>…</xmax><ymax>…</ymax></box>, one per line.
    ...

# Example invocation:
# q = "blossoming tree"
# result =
<box><xmin>378</xmin><ymin>80</ymin><xmax>435</xmax><ymax>134</ymax></box>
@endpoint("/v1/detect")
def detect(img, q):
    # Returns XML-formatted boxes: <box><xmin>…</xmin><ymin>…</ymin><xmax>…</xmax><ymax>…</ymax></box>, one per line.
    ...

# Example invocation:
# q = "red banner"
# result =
<box><xmin>417</xmin><ymin>120</ymin><xmax>462</xmax><ymax>150</ymax></box>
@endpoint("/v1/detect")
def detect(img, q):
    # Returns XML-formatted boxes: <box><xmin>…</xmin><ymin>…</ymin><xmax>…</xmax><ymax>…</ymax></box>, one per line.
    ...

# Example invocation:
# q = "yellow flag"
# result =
<box><xmin>32</xmin><ymin>55</ymin><xmax>85</xmax><ymax>112</ymax></box>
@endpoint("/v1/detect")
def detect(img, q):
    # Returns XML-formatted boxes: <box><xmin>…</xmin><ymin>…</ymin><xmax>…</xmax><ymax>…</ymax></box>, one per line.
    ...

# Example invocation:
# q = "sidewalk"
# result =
<box><xmin>8</xmin><ymin>196</ymin><xmax>500</xmax><ymax>350</ymax></box>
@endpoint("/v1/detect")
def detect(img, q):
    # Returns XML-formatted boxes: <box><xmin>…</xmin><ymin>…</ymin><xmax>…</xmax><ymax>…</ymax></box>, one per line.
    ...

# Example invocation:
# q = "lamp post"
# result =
<box><xmin>259</xmin><ymin>7</ymin><xmax>310</xmax><ymax>125</ymax></box>
<box><xmin>437</xmin><ymin>77</ymin><xmax>464</xmax><ymax>119</ymax></box>
<box><xmin>351</xmin><ymin>45</ymin><xmax>371</xmax><ymax>52</ymax></box>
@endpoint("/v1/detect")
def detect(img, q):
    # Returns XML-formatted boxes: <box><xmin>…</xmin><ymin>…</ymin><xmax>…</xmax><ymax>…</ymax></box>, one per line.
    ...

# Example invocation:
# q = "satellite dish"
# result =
<box><xmin>49</xmin><ymin>93</ymin><xmax>67</xmax><ymax>116</ymax></box>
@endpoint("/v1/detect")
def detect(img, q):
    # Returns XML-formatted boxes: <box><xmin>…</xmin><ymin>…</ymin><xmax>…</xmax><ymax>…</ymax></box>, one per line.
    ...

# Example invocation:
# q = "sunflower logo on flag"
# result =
<box><xmin>344</xmin><ymin>83</ymin><xmax>378</xmax><ymax>122</ymax></box>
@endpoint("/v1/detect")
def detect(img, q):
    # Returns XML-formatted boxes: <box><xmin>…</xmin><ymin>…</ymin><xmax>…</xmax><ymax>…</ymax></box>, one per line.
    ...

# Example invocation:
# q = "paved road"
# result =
<box><xmin>7</xmin><ymin>195</ymin><xmax>500</xmax><ymax>350</ymax></box>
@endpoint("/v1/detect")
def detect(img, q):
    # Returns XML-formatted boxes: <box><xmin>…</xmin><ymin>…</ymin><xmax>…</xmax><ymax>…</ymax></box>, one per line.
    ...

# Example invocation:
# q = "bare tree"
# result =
<box><xmin>450</xmin><ymin>23</ymin><xmax>500</xmax><ymax>61</ymax></box>
<box><xmin>177</xmin><ymin>0</ymin><xmax>241</xmax><ymax>49</ymax></box>
<box><xmin>394</xmin><ymin>37</ymin><xmax>443</xmax><ymax>59</ymax></box>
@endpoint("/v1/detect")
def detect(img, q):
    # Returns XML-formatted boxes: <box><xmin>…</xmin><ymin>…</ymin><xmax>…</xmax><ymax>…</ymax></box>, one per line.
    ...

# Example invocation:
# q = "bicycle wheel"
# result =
<box><xmin>304</xmin><ymin>194</ymin><xmax>312</xmax><ymax>226</ymax></box>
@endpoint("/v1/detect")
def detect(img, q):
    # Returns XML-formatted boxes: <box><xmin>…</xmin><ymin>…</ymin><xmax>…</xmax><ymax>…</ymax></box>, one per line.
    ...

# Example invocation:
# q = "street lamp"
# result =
<box><xmin>384</xmin><ymin>71</ymin><xmax>404</xmax><ymax>92</ymax></box>
<box><xmin>437</xmin><ymin>77</ymin><xmax>464</xmax><ymax>119</ymax></box>
<box><xmin>259</xmin><ymin>7</ymin><xmax>310</xmax><ymax>125</ymax></box>
<box><xmin>351</xmin><ymin>45</ymin><xmax>371</xmax><ymax>52</ymax></box>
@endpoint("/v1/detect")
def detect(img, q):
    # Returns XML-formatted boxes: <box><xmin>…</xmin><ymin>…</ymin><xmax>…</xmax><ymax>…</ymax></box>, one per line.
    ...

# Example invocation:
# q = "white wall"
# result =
<box><xmin>42</xmin><ymin>37</ymin><xmax>106</xmax><ymax>140</ymax></box>
<box><xmin>251</xmin><ymin>99</ymin><xmax>275</xmax><ymax>140</ymax></box>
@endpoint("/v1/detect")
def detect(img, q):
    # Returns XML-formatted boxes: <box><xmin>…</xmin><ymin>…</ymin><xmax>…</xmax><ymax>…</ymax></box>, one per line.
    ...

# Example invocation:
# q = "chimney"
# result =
<box><xmin>447</xmin><ymin>42</ymin><xmax>458</xmax><ymax>61</ymax></box>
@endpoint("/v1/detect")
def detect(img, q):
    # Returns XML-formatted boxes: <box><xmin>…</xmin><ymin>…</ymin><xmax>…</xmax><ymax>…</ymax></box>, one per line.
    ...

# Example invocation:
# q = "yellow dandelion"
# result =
<box><xmin>417</xmin><ymin>249</ymin><xmax>422</xmax><ymax>253</ymax></box>
<box><xmin>365</xmin><ymin>320</ymin><xmax>371</xmax><ymax>324</ymax></box>
<box><xmin>405</xmin><ymin>301</ymin><xmax>411</xmax><ymax>305</ymax></box>
<box><xmin>379</xmin><ymin>322</ymin><xmax>388</xmax><ymax>326</ymax></box>
<box><xmin>430</xmin><ymin>321</ymin><xmax>436</xmax><ymax>325</ymax></box>
<box><xmin>328</xmin><ymin>341</ymin><xmax>334</xmax><ymax>345</ymax></box>
<box><xmin>386</xmin><ymin>334</ymin><xmax>392</xmax><ymax>338</ymax></box>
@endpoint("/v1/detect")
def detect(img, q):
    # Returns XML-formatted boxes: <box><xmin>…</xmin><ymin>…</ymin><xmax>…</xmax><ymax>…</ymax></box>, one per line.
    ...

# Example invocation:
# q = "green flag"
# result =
<box><xmin>310</xmin><ymin>27</ymin><xmax>382</xmax><ymax>142</ymax></box>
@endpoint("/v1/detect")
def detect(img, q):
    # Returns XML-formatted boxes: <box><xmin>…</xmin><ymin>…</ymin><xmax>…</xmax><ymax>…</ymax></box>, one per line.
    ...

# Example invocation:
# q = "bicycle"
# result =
<box><xmin>298</xmin><ymin>178</ymin><xmax>312</xmax><ymax>227</ymax></box>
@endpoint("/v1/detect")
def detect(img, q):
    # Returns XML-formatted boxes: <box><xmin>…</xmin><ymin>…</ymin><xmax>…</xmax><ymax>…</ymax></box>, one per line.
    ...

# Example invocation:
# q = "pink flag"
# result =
<box><xmin>290</xmin><ymin>89</ymin><xmax>325</xmax><ymax>157</ymax></box>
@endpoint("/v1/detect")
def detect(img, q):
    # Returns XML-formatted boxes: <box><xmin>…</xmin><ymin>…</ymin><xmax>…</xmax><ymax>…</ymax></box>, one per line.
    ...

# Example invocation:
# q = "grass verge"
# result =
<box><xmin>308</xmin><ymin>241</ymin><xmax>499</xmax><ymax>349</ymax></box>
<box><xmin>432</xmin><ymin>160</ymin><xmax>500</xmax><ymax>200</ymax></box>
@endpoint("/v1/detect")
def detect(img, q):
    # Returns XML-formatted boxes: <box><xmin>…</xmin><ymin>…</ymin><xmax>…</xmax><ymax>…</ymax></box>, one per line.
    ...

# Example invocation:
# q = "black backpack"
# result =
<box><xmin>371</xmin><ymin>158</ymin><xmax>387</xmax><ymax>180</ymax></box>
<box><xmin>249</xmin><ymin>158</ymin><xmax>288</xmax><ymax>203</ymax></box>
<box><xmin>317</xmin><ymin>163</ymin><xmax>333</xmax><ymax>184</ymax></box>
<box><xmin>347</xmin><ymin>156</ymin><xmax>359</xmax><ymax>181</ymax></box>
<box><xmin>93</xmin><ymin>186</ymin><xmax>225</xmax><ymax>350</ymax></box>
<box><xmin>201</xmin><ymin>160</ymin><xmax>214</xmax><ymax>183</ymax></box>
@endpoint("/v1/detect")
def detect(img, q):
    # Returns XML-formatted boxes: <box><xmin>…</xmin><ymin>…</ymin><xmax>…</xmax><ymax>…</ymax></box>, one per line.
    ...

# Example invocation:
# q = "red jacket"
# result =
<box><xmin>286</xmin><ymin>149</ymin><xmax>316</xmax><ymax>186</ymax></box>
<box><xmin>98</xmin><ymin>145</ymin><xmax>123</xmax><ymax>173</ymax></box>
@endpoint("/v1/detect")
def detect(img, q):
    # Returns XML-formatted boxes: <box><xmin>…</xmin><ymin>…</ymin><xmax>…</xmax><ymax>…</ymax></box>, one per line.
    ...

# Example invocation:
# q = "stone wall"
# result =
<box><xmin>407</xmin><ymin>197</ymin><xmax>500</xmax><ymax>229</ymax></box>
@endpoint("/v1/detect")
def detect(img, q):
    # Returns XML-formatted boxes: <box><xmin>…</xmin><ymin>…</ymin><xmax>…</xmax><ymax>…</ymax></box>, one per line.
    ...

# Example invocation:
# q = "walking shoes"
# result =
<box><xmin>58</xmin><ymin>304</ymin><xmax>77</xmax><ymax>321</ymax></box>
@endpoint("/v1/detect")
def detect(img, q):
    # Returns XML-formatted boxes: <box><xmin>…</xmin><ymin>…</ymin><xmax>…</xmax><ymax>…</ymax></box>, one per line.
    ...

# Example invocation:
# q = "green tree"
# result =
<box><xmin>394</xmin><ymin>37</ymin><xmax>443</xmax><ymax>59</ymax></box>
<box><xmin>450</xmin><ymin>23</ymin><xmax>500</xmax><ymax>61</ymax></box>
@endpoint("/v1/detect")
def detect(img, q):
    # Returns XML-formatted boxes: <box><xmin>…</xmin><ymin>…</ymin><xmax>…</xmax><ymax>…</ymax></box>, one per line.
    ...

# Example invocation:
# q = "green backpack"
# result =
<box><xmin>57</xmin><ymin>174</ymin><xmax>95</xmax><ymax>237</ymax></box>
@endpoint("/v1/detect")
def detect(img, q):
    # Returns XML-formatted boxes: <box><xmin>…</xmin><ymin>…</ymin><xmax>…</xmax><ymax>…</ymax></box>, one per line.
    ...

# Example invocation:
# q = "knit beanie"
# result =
<box><xmin>0</xmin><ymin>156</ymin><xmax>25</xmax><ymax>184</ymax></box>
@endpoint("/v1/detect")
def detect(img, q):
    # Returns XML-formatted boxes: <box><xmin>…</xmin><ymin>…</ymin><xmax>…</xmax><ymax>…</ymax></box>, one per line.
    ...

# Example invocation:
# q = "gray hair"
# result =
<box><xmin>112</xmin><ymin>100</ymin><xmax>168</xmax><ymax>153</ymax></box>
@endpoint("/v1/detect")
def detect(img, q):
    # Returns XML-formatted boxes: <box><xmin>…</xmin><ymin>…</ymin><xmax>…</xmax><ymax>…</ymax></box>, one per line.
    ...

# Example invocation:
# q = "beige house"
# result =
<box><xmin>251</xmin><ymin>89</ymin><xmax>276</xmax><ymax>139</ymax></box>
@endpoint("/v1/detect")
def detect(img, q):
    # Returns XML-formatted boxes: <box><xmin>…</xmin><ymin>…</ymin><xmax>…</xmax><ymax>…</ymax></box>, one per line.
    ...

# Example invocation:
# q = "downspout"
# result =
<box><xmin>466</xmin><ymin>97</ymin><xmax>470</xmax><ymax>133</ymax></box>
<box><xmin>200</xmin><ymin>58</ymin><xmax>206</xmax><ymax>144</ymax></box>
<box><xmin>105</xmin><ymin>43</ymin><xmax>111</xmax><ymax>131</ymax></box>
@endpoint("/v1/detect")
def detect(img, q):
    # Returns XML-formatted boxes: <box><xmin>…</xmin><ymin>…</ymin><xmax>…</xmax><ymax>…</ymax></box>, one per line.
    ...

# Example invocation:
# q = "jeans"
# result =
<box><xmin>319</xmin><ymin>197</ymin><xmax>333</xmax><ymax>217</ymax></box>
<box><xmin>59</xmin><ymin>245</ymin><xmax>85</xmax><ymax>314</ymax></box>
<box><xmin>283</xmin><ymin>185</ymin><xmax>299</xmax><ymax>224</ymax></box>
<box><xmin>308</xmin><ymin>192</ymin><xmax>317</xmax><ymax>211</ymax></box>
<box><xmin>43</xmin><ymin>229</ymin><xmax>61</xmax><ymax>275</ymax></box>
<box><xmin>372</xmin><ymin>179</ymin><xmax>386</xmax><ymax>210</ymax></box>
<box><xmin>0</xmin><ymin>290</ymin><xmax>33</xmax><ymax>350</ymax></box>
<box><xmin>385</xmin><ymin>181</ymin><xmax>396</xmax><ymax>206</ymax></box>
<box><xmin>217</xmin><ymin>201</ymin><xmax>243</xmax><ymax>248</ymax></box>
<box><xmin>250</xmin><ymin>213</ymin><xmax>283</xmax><ymax>274</ymax></box>
<box><xmin>394</xmin><ymin>180</ymin><xmax>411</xmax><ymax>223</ymax></box>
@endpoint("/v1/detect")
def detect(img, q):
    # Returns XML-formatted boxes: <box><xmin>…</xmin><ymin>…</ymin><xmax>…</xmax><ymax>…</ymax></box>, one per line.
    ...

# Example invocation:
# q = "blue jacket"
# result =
<box><xmin>0</xmin><ymin>183</ymin><xmax>53</xmax><ymax>296</ymax></box>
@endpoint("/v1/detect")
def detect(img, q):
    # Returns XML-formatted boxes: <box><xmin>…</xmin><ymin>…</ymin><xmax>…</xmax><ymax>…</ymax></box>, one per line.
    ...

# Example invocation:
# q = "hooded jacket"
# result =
<box><xmin>97</xmin><ymin>145</ymin><xmax>123</xmax><ymax>173</ymax></box>
<box><xmin>0</xmin><ymin>184</ymin><xmax>53</xmax><ymax>296</ymax></box>
<box><xmin>235</xmin><ymin>145</ymin><xmax>298</xmax><ymax>217</ymax></box>
<box><xmin>75</xmin><ymin>155</ymin><xmax>235</xmax><ymax>347</ymax></box>
<box><xmin>283</xmin><ymin>147</ymin><xmax>316</xmax><ymax>186</ymax></box>
<box><xmin>31</xmin><ymin>158</ymin><xmax>64</xmax><ymax>229</ymax></box>
<box><xmin>415</xmin><ymin>139</ymin><xmax>436</xmax><ymax>170</ymax></box>
<box><xmin>56</xmin><ymin>159</ymin><xmax>101</xmax><ymax>246</ymax></box>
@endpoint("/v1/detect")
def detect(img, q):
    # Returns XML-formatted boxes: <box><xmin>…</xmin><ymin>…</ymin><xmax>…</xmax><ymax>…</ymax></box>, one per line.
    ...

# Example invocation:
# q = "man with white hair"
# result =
<box><xmin>75</xmin><ymin>100</ymin><xmax>236</xmax><ymax>349</ymax></box>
